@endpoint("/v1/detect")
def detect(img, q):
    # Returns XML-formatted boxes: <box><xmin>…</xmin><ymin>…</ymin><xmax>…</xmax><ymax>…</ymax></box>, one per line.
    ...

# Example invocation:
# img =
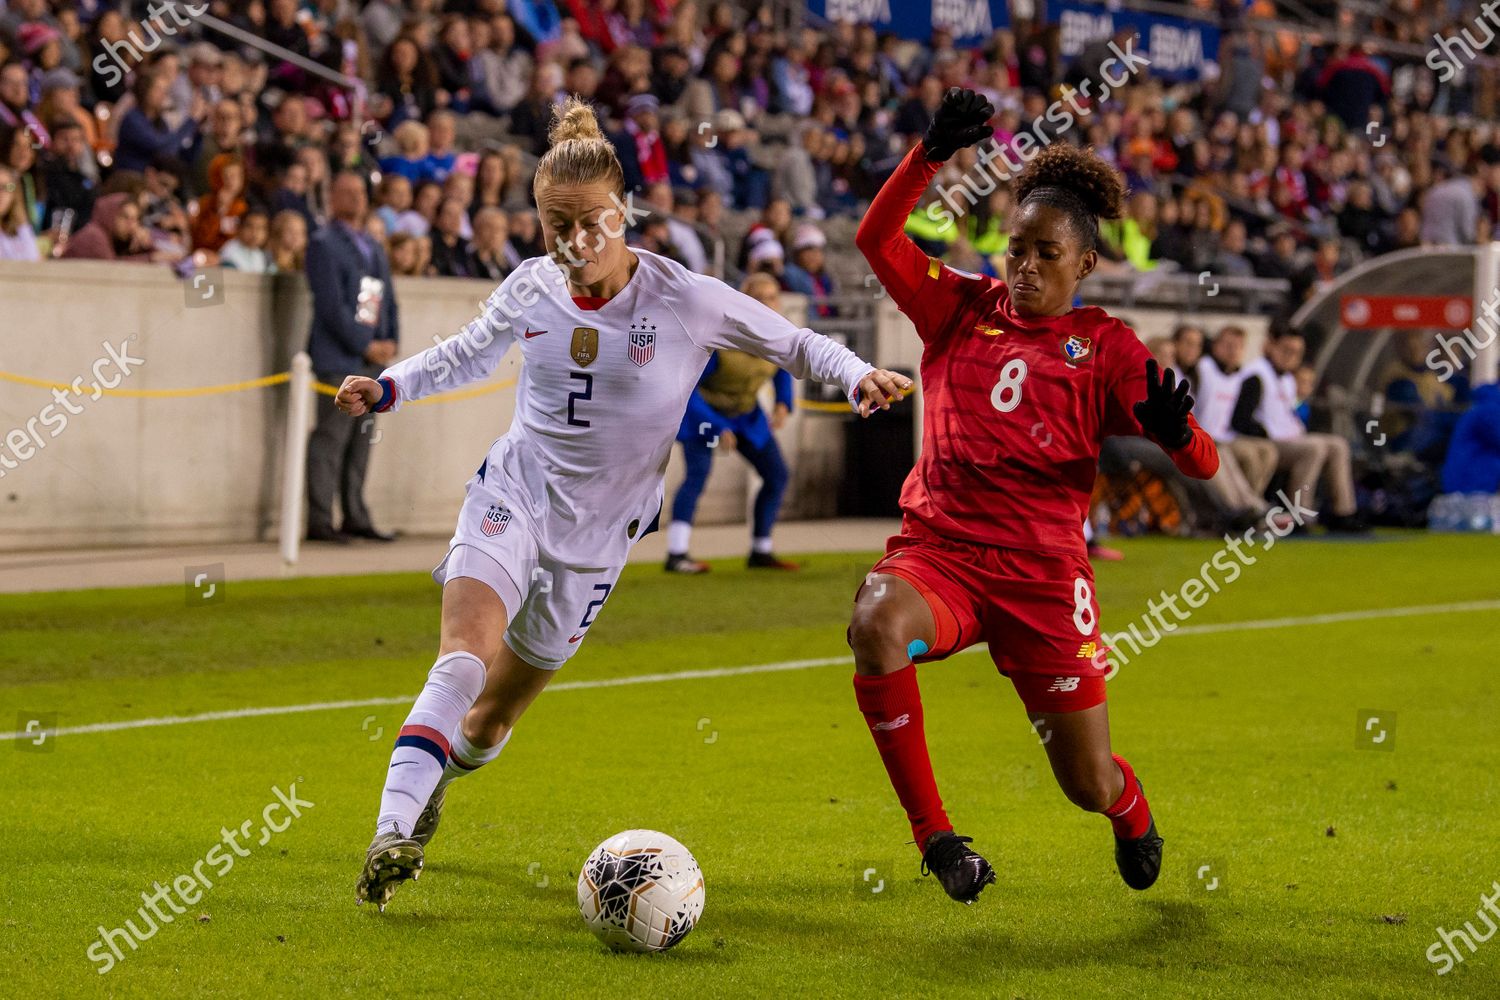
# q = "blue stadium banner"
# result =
<box><xmin>1052</xmin><ymin>1</ymin><xmax>1220</xmax><ymax>82</ymax></box>
<box><xmin>812</xmin><ymin>0</ymin><xmax>1010</xmax><ymax>45</ymax></box>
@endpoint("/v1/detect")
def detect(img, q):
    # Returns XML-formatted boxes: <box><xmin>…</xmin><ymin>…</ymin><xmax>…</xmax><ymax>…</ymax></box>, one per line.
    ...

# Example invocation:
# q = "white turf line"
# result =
<box><xmin>4</xmin><ymin>599</ymin><xmax>1497</xmax><ymax>743</ymax></box>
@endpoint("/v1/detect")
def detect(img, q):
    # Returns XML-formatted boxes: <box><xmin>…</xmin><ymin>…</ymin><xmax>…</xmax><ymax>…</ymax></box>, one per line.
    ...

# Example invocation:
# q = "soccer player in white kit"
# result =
<box><xmin>337</xmin><ymin>98</ymin><xmax>913</xmax><ymax>910</ymax></box>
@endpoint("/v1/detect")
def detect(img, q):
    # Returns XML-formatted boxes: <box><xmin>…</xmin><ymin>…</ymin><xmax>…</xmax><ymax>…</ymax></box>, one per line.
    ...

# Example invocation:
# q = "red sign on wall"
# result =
<box><xmin>1339</xmin><ymin>295</ymin><xmax>1473</xmax><ymax>329</ymax></box>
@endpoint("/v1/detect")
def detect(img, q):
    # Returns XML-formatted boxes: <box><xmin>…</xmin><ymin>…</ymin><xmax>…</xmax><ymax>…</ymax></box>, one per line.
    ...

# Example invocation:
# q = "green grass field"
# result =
<box><xmin>4</xmin><ymin>532</ymin><xmax>1499</xmax><ymax>998</ymax></box>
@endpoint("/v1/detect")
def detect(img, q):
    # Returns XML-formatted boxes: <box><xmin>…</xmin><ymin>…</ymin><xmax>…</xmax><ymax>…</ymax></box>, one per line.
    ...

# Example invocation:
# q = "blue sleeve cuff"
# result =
<box><xmin>773</xmin><ymin>368</ymin><xmax>794</xmax><ymax>409</ymax></box>
<box><xmin>373</xmin><ymin>377</ymin><xmax>396</xmax><ymax>413</ymax></box>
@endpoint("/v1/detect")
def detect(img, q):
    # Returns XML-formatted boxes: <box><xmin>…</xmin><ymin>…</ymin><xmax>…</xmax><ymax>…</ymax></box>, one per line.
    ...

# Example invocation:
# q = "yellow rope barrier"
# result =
<box><xmin>0</xmin><ymin>370</ymin><xmax>291</xmax><ymax>397</ymax></box>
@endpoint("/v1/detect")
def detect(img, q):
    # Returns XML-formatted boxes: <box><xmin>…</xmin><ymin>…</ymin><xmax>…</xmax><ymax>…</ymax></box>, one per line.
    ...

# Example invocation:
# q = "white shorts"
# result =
<box><xmin>433</xmin><ymin>473</ymin><xmax>624</xmax><ymax>671</ymax></box>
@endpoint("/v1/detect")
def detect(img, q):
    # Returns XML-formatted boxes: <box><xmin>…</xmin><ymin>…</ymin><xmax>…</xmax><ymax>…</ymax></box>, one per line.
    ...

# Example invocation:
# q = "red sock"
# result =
<box><xmin>853</xmin><ymin>665</ymin><xmax>950</xmax><ymax>851</ymax></box>
<box><xmin>1104</xmin><ymin>754</ymin><xmax>1152</xmax><ymax>839</ymax></box>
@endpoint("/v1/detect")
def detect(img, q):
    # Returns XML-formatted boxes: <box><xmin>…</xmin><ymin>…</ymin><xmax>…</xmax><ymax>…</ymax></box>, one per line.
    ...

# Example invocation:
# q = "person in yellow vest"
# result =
<box><xmin>666</xmin><ymin>272</ymin><xmax>800</xmax><ymax>573</ymax></box>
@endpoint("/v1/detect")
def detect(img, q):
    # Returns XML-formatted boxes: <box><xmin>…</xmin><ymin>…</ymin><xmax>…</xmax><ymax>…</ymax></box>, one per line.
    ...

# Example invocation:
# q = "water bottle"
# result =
<box><xmin>1427</xmin><ymin>494</ymin><xmax>1457</xmax><ymax>532</ymax></box>
<box><xmin>1465</xmin><ymin>493</ymin><xmax>1493</xmax><ymax>533</ymax></box>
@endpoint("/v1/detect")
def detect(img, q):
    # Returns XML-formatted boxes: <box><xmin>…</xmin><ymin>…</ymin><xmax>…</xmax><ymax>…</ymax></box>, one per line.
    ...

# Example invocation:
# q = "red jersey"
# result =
<box><xmin>856</xmin><ymin>144</ymin><xmax>1218</xmax><ymax>555</ymax></box>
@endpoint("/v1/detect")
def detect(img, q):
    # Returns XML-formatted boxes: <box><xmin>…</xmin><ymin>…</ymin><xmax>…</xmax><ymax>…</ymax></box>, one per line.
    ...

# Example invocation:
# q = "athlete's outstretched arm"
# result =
<box><xmin>853</xmin><ymin>142</ymin><xmax>942</xmax><ymax>308</ymax></box>
<box><xmin>685</xmin><ymin>276</ymin><xmax>911</xmax><ymax>417</ymax></box>
<box><xmin>1128</xmin><ymin>358</ymin><xmax>1220</xmax><ymax>479</ymax></box>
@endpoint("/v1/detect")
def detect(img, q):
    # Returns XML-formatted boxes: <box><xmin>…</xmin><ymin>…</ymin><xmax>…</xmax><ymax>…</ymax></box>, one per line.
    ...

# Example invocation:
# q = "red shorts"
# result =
<box><xmin>860</xmin><ymin>527</ymin><xmax>1108</xmax><ymax>714</ymax></box>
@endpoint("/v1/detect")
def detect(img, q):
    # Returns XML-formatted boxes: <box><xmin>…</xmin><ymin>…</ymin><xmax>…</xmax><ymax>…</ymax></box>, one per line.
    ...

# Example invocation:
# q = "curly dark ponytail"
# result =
<box><xmin>1012</xmin><ymin>144</ymin><xmax>1126</xmax><ymax>251</ymax></box>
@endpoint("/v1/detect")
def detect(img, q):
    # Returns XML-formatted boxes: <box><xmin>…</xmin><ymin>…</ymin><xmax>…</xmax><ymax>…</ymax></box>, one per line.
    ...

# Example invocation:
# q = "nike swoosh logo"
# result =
<box><xmin>568</xmin><ymin>633</ymin><xmax>585</xmax><ymax>643</ymax></box>
<box><xmin>524</xmin><ymin>329</ymin><xmax>546</xmax><ymax>339</ymax></box>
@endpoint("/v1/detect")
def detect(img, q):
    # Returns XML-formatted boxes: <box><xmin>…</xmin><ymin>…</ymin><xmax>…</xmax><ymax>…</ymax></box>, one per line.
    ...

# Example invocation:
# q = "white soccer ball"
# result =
<box><xmin>577</xmin><ymin>829</ymin><xmax>705</xmax><ymax>952</ymax></box>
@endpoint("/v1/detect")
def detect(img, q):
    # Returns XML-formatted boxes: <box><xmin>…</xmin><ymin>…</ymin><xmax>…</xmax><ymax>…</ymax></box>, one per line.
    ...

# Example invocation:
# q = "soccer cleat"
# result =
<box><xmin>747</xmin><ymin>551</ymin><xmax>800</xmax><ymax>570</ymax></box>
<box><xmin>355</xmin><ymin>831</ymin><xmax>424</xmax><ymax>912</ymax></box>
<box><xmin>664</xmin><ymin>553</ymin><xmax>710</xmax><ymax>574</ymax></box>
<box><xmin>411</xmin><ymin>785</ymin><xmax>446</xmax><ymax>849</ymax></box>
<box><xmin>920</xmin><ymin>831</ymin><xmax>996</xmax><ymax>904</ymax></box>
<box><xmin>1114</xmin><ymin>817</ymin><xmax>1164</xmax><ymax>890</ymax></box>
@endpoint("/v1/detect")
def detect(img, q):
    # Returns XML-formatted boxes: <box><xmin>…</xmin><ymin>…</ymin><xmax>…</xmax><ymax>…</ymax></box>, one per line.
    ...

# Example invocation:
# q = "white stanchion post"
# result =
<box><xmin>280</xmin><ymin>352</ymin><xmax>314</xmax><ymax>566</ymax></box>
<box><xmin>1474</xmin><ymin>241</ymin><xmax>1500</xmax><ymax>386</ymax></box>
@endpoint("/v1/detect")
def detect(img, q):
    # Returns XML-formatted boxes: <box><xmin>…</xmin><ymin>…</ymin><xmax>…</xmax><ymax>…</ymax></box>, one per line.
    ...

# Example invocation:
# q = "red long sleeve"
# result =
<box><xmin>1162</xmin><ymin>415</ymin><xmax>1219</xmax><ymax>479</ymax></box>
<box><xmin>855</xmin><ymin>142</ymin><xmax>943</xmax><ymax>308</ymax></box>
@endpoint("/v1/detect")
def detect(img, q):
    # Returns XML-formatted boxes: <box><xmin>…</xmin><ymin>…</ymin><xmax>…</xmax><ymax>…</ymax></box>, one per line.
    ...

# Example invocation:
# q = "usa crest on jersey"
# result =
<box><xmin>1062</xmin><ymin>334</ymin><xmax>1093</xmax><ymax>364</ymax></box>
<box><xmin>480</xmin><ymin>503</ymin><xmax>512</xmax><ymax>536</ymax></box>
<box><xmin>628</xmin><ymin>319</ymin><xmax>657</xmax><ymax>367</ymax></box>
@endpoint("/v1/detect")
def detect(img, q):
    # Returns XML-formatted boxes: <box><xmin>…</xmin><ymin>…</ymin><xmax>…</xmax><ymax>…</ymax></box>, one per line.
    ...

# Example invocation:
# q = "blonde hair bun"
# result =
<box><xmin>548</xmin><ymin>97</ymin><xmax>605</xmax><ymax>146</ymax></box>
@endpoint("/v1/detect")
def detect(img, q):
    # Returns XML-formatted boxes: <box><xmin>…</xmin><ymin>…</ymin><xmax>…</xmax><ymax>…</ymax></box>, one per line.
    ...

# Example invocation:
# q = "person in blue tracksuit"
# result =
<box><xmin>666</xmin><ymin>272</ymin><xmax>800</xmax><ymax>572</ymax></box>
<box><xmin>1441</xmin><ymin>382</ymin><xmax>1500</xmax><ymax>494</ymax></box>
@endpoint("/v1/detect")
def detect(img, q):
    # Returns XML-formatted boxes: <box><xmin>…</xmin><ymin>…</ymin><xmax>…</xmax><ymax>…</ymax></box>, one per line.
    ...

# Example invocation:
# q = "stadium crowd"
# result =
<box><xmin>0</xmin><ymin>0</ymin><xmax>1496</xmax><ymax>525</ymax></box>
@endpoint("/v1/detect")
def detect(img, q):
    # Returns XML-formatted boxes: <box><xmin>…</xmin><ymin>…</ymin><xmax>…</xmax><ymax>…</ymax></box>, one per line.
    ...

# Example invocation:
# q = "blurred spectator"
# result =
<box><xmin>1316</xmin><ymin>43</ymin><xmax>1389</xmax><ymax>131</ymax></box>
<box><xmin>470</xmin><ymin>206</ymin><xmax>514</xmax><ymax>281</ymax></box>
<box><xmin>429</xmin><ymin>196</ymin><xmax>479</xmax><ymax>277</ymax></box>
<box><xmin>37</xmin><ymin>68</ymin><xmax>96</xmax><ymax>165</ymax></box>
<box><xmin>114</xmin><ymin>70</ymin><xmax>199</xmax><ymax>175</ymax></box>
<box><xmin>304</xmin><ymin>172</ymin><xmax>399</xmax><ymax>544</ymax></box>
<box><xmin>782</xmin><ymin>222</ymin><xmax>834</xmax><ymax>305</ymax></box>
<box><xmin>388</xmin><ymin>230</ymin><xmax>422</xmax><ymax>275</ymax></box>
<box><xmin>470</xmin><ymin>148</ymin><xmax>522</xmax><ymax>215</ymax></box>
<box><xmin>0</xmin><ymin>60</ymin><xmax>46</xmax><ymax>144</ymax></box>
<box><xmin>424</xmin><ymin>110</ymin><xmax>459</xmax><ymax>182</ymax></box>
<box><xmin>220</xmin><ymin>206</ymin><xmax>271</xmax><ymax>272</ymax></box>
<box><xmin>1380</xmin><ymin>329</ymin><xmax>1468</xmax><ymax>461</ymax></box>
<box><xmin>508</xmin><ymin>209</ymin><xmax>543</xmax><ymax>259</ymax></box>
<box><xmin>375</xmin><ymin>173</ymin><xmax>412</xmax><ymax>233</ymax></box>
<box><xmin>1420</xmin><ymin>160</ymin><xmax>1484</xmax><ymax>245</ymax></box>
<box><xmin>190</xmin><ymin>153</ymin><xmax>247</xmax><ymax>254</ymax></box>
<box><xmin>0</xmin><ymin>163</ymin><xmax>38</xmax><ymax>260</ymax></box>
<box><xmin>645</xmin><ymin>181</ymin><xmax>705</xmax><ymax>273</ymax></box>
<box><xmin>267</xmin><ymin>208</ymin><xmax>308</xmax><ymax>273</ymax></box>
<box><xmin>60</xmin><ymin>190</ymin><xmax>151</xmax><ymax>261</ymax></box>
<box><xmin>507</xmin><ymin>62</ymin><xmax>565</xmax><ymax>155</ymax></box>
<box><xmin>193</xmin><ymin>98</ymin><xmax>245</xmax><ymax>197</ymax></box>
<box><xmin>615</xmin><ymin>92</ymin><xmax>668</xmax><ymax>192</ymax></box>
<box><xmin>472</xmin><ymin>14</ymin><xmax>532</xmax><ymax>115</ymax></box>
<box><xmin>376</xmin><ymin>34</ymin><xmax>439</xmax><ymax>129</ymax></box>
<box><xmin>39</xmin><ymin>118</ymin><xmax>94</xmax><ymax>230</ymax></box>
<box><xmin>1194</xmin><ymin>325</ymin><xmax>1280</xmax><ymax>503</ymax></box>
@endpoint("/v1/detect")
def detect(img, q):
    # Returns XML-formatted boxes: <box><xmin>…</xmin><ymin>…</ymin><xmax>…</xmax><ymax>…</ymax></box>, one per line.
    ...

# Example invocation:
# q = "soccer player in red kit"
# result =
<box><xmin>848</xmin><ymin>89</ymin><xmax>1220</xmax><ymax>904</ymax></box>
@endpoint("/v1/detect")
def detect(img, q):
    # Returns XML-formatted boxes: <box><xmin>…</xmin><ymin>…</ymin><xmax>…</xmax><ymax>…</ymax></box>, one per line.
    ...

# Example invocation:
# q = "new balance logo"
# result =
<box><xmin>1046</xmin><ymin>677</ymin><xmax>1081</xmax><ymax>693</ymax></box>
<box><xmin>871</xmin><ymin>714</ymin><xmax>911</xmax><ymax>732</ymax></box>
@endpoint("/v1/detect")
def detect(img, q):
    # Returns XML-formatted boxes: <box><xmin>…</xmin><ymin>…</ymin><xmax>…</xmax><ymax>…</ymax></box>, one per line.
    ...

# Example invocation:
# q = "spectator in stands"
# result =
<box><xmin>139</xmin><ymin>155</ymin><xmax>190</xmax><ymax>251</ymax></box>
<box><xmin>376</xmin><ymin>34</ymin><xmax>439</xmax><ymax>129</ymax></box>
<box><xmin>405</xmin><ymin>179</ymin><xmax>442</xmax><ymax>236</ymax></box>
<box><xmin>615</xmin><ymin>92</ymin><xmax>669</xmax><ymax>192</ymax></box>
<box><xmin>694</xmin><ymin>187</ymin><xmax>730</xmax><ymax>280</ymax></box>
<box><xmin>39</xmin><ymin>118</ymin><xmax>94</xmax><ymax>231</ymax></box>
<box><xmin>387</xmin><ymin>230</ymin><xmax>421</xmax><ymax>276</ymax></box>
<box><xmin>433</xmin><ymin>15</ymin><xmax>474</xmax><ymax>111</ymax></box>
<box><xmin>193</xmin><ymin>98</ymin><xmax>244</xmax><ymax>197</ymax></box>
<box><xmin>37</xmin><ymin>68</ymin><xmax>96</xmax><ymax>166</ymax></box>
<box><xmin>0</xmin><ymin>60</ymin><xmax>46</xmax><ymax>143</ymax></box>
<box><xmin>220</xmin><ymin>206</ymin><xmax>271</xmax><ymax>272</ymax></box>
<box><xmin>1211</xmin><ymin>219</ymin><xmax>1257</xmax><ymax>278</ymax></box>
<box><xmin>1171</xmin><ymin>324</ymin><xmax>1205</xmax><ymax>386</ymax></box>
<box><xmin>1237</xmin><ymin>329</ymin><xmax>1365</xmax><ymax>530</ymax></box>
<box><xmin>378</xmin><ymin>120</ymin><xmax>434</xmax><ymax>185</ymax></box>
<box><xmin>429</xmin><ymin>196</ymin><xmax>479</xmax><ymax>278</ymax></box>
<box><xmin>423</xmin><ymin>110</ymin><xmax>459</xmax><ymax>182</ymax></box>
<box><xmin>472</xmin><ymin>14</ymin><xmax>531</xmax><ymax>115</ymax></box>
<box><xmin>782</xmin><ymin>222</ymin><xmax>835</xmax><ymax>310</ymax></box>
<box><xmin>773</xmin><ymin>123</ymin><xmax>823</xmax><ymax>219</ymax></box>
<box><xmin>507</xmin><ymin>61</ymin><xmax>564</xmax><ymax>155</ymax></box>
<box><xmin>1290</xmin><ymin>237</ymin><xmax>1344</xmax><ymax>303</ymax></box>
<box><xmin>0</xmin><ymin>163</ymin><xmax>38</xmax><ymax>260</ymax></box>
<box><xmin>469</xmin><ymin>206</ymin><xmax>514</xmax><ymax>281</ymax></box>
<box><xmin>191</xmin><ymin>153</ymin><xmax>247</xmax><ymax>254</ymax></box>
<box><xmin>1420</xmin><ymin>157</ymin><xmax>1485</xmax><ymax>246</ymax></box>
<box><xmin>304</xmin><ymin>171</ymin><xmax>399</xmax><ymax>544</ymax></box>
<box><xmin>1380</xmin><ymin>329</ymin><xmax>1467</xmax><ymax>461</ymax></box>
<box><xmin>60</xmin><ymin>190</ymin><xmax>152</xmax><ymax>261</ymax></box>
<box><xmin>1336</xmin><ymin>179</ymin><xmax>1392</xmax><ymax>255</ymax></box>
<box><xmin>469</xmin><ymin>149</ymin><xmax>519</xmax><ymax>216</ymax></box>
<box><xmin>744</xmin><ymin>227</ymin><xmax>784</xmax><ymax>279</ymax></box>
<box><xmin>1316</xmin><ymin>42</ymin><xmax>1389</xmax><ymax>131</ymax></box>
<box><xmin>681</xmin><ymin>46</ymin><xmax>745</xmax><ymax>125</ymax></box>
<box><xmin>1103</xmin><ymin>190</ymin><xmax>1159</xmax><ymax>272</ymax></box>
<box><xmin>269</xmin><ymin>159</ymin><xmax>314</xmax><ymax>230</ymax></box>
<box><xmin>644</xmin><ymin>180</ymin><xmax>707</xmax><ymax>272</ymax></box>
<box><xmin>114</xmin><ymin>70</ymin><xmax>200</xmax><ymax>175</ymax></box>
<box><xmin>507</xmin><ymin>208</ymin><xmax>543</xmax><ymax>259</ymax></box>
<box><xmin>267</xmin><ymin>208</ymin><xmax>308</xmax><ymax>273</ymax></box>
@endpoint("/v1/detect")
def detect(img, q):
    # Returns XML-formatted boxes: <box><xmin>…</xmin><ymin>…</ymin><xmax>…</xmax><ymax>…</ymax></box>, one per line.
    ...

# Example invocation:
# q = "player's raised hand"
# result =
<box><xmin>923</xmin><ymin>88</ymin><xmax>995</xmax><ymax>163</ymax></box>
<box><xmin>857</xmin><ymin>369</ymin><xmax>915</xmax><ymax>418</ymax></box>
<box><xmin>336</xmin><ymin>375</ymin><xmax>383</xmax><ymax>416</ymax></box>
<box><xmin>1132</xmin><ymin>359</ymin><xmax>1194</xmax><ymax>448</ymax></box>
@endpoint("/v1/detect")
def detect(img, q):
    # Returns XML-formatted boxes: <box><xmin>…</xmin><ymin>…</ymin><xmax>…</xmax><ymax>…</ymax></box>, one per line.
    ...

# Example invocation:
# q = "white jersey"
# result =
<box><xmin>380</xmin><ymin>249</ymin><xmax>874</xmax><ymax>568</ymax></box>
<box><xmin>1191</xmin><ymin>357</ymin><xmax>1249</xmax><ymax>442</ymax></box>
<box><xmin>1243</xmin><ymin>356</ymin><xmax>1305</xmax><ymax>441</ymax></box>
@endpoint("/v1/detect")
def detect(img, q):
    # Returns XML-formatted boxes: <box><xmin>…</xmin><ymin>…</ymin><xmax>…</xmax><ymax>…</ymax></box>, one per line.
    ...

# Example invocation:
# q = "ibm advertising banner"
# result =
<box><xmin>812</xmin><ymin>0</ymin><xmax>1011</xmax><ymax>45</ymax></box>
<box><xmin>1053</xmin><ymin>1</ymin><xmax>1220</xmax><ymax>82</ymax></box>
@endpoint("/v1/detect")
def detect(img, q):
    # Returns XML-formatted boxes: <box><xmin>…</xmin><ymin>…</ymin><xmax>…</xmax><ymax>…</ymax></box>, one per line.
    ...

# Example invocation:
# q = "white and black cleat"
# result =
<box><xmin>356</xmin><ymin>831</ymin><xmax>424</xmax><ymax>912</ymax></box>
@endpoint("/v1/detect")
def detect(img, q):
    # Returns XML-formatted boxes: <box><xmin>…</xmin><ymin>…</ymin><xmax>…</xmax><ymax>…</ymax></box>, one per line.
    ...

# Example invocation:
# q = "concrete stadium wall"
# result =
<box><xmin>0</xmin><ymin>261</ymin><xmax>843</xmax><ymax>552</ymax></box>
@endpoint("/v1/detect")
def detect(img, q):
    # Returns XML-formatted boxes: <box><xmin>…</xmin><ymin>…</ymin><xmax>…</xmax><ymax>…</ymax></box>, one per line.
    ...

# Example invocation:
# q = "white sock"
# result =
<box><xmin>752</xmin><ymin>536</ymin><xmax>773</xmax><ymax>554</ymax></box>
<box><xmin>667</xmin><ymin>520</ymin><xmax>692</xmax><ymax>555</ymax></box>
<box><xmin>375</xmin><ymin>651</ymin><xmax>487</xmax><ymax>838</ymax></box>
<box><xmin>433</xmin><ymin>726</ymin><xmax>511</xmax><ymax>795</ymax></box>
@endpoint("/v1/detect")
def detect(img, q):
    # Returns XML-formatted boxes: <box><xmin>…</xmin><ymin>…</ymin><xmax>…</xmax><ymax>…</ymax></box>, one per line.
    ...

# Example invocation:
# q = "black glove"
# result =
<box><xmin>922</xmin><ymin>88</ymin><xmax>994</xmax><ymax>163</ymax></box>
<box><xmin>1133</xmin><ymin>359</ymin><xmax>1194</xmax><ymax>449</ymax></box>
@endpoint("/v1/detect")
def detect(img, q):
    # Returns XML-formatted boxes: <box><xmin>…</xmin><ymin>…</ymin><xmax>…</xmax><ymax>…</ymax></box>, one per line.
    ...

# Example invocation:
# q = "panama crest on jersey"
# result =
<box><xmin>480</xmin><ymin>502</ymin><xmax>512</xmax><ymax>537</ymax></box>
<box><xmin>628</xmin><ymin>318</ymin><xmax>657</xmax><ymax>367</ymax></box>
<box><xmin>1061</xmin><ymin>334</ymin><xmax>1093</xmax><ymax>365</ymax></box>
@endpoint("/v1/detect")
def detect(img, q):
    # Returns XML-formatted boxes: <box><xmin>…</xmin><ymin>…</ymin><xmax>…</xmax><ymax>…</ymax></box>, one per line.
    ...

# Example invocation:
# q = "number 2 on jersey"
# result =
<box><xmin>567</xmin><ymin>372</ymin><xmax>593</xmax><ymax>427</ymax></box>
<box><xmin>990</xmin><ymin>358</ymin><xmax>1027</xmax><ymax>413</ymax></box>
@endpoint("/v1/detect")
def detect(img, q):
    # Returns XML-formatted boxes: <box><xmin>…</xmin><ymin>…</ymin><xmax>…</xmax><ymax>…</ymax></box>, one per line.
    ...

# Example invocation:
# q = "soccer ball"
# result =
<box><xmin>577</xmin><ymin>829</ymin><xmax>705</xmax><ymax>952</ymax></box>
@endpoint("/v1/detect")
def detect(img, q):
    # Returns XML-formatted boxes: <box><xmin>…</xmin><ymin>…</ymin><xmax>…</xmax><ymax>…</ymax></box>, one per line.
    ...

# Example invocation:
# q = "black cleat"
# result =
<box><xmin>920</xmin><ymin>831</ymin><xmax>996</xmax><ymax>904</ymax></box>
<box><xmin>1114</xmin><ymin>817</ymin><xmax>1164</xmax><ymax>890</ymax></box>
